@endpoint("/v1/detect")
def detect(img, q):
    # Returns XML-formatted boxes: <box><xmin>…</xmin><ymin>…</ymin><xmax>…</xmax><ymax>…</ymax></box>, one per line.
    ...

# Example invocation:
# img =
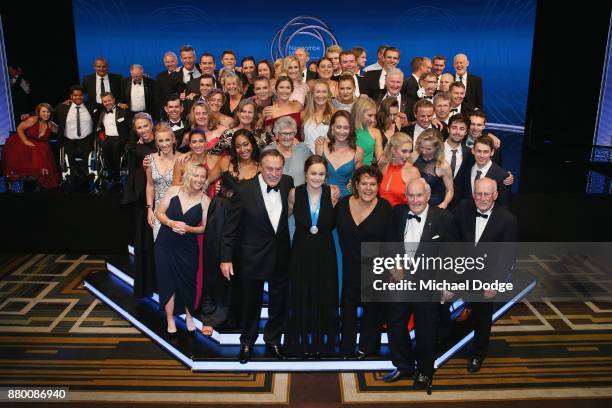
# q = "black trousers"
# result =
<box><xmin>387</xmin><ymin>301</ymin><xmax>439</xmax><ymax>377</ymax></box>
<box><xmin>63</xmin><ymin>135</ymin><xmax>93</xmax><ymax>178</ymax></box>
<box><xmin>470</xmin><ymin>301</ymin><xmax>494</xmax><ymax>359</ymax></box>
<box><xmin>101</xmin><ymin>136</ymin><xmax>125</xmax><ymax>177</ymax></box>
<box><xmin>240</xmin><ymin>275</ymin><xmax>288</xmax><ymax>347</ymax></box>
<box><xmin>340</xmin><ymin>282</ymin><xmax>385</xmax><ymax>355</ymax></box>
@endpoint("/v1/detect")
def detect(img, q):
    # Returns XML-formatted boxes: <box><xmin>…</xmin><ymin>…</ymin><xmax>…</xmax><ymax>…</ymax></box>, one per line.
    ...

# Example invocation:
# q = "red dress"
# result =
<box><xmin>2</xmin><ymin>121</ymin><xmax>60</xmax><ymax>188</ymax></box>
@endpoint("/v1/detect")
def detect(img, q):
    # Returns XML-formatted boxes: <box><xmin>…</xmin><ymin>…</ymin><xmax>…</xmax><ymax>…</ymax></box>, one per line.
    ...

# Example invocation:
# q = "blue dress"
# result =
<box><xmin>414</xmin><ymin>155</ymin><xmax>446</xmax><ymax>206</ymax></box>
<box><xmin>154</xmin><ymin>193</ymin><xmax>203</xmax><ymax>314</ymax></box>
<box><xmin>325</xmin><ymin>154</ymin><xmax>355</xmax><ymax>197</ymax></box>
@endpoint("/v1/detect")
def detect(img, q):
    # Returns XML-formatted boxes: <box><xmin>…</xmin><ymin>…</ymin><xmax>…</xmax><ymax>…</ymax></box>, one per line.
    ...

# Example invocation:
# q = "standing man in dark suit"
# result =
<box><xmin>467</xmin><ymin>110</ymin><xmax>502</xmax><ymax>165</ymax></box>
<box><xmin>417</xmin><ymin>72</ymin><xmax>438</xmax><ymax>103</ymax></box>
<box><xmin>339</xmin><ymin>51</ymin><xmax>367</xmax><ymax>97</ymax></box>
<box><xmin>444</xmin><ymin>114</ymin><xmax>473</xmax><ymax>209</ymax></box>
<box><xmin>162</xmin><ymin>95</ymin><xmax>190</xmax><ymax>153</ymax></box>
<box><xmin>375</xmin><ymin>68</ymin><xmax>414</xmax><ymax>127</ymax></box>
<box><xmin>453</xmin><ymin>53</ymin><xmax>483</xmax><ymax>110</ymax></box>
<box><xmin>466</xmin><ymin>136</ymin><xmax>511</xmax><ymax>208</ymax></box>
<box><xmin>186</xmin><ymin>53</ymin><xmax>221</xmax><ymax>95</ymax></box>
<box><xmin>295</xmin><ymin>48</ymin><xmax>317</xmax><ymax>82</ymax></box>
<box><xmin>453</xmin><ymin>177</ymin><xmax>517</xmax><ymax>373</ymax></box>
<box><xmin>383</xmin><ymin>178</ymin><xmax>458</xmax><ymax>392</ymax></box>
<box><xmin>220</xmin><ymin>149</ymin><xmax>294</xmax><ymax>363</ymax></box>
<box><xmin>431</xmin><ymin>55</ymin><xmax>446</xmax><ymax>81</ymax></box>
<box><xmin>82</xmin><ymin>57</ymin><xmax>123</xmax><ymax>109</ymax></box>
<box><xmin>54</xmin><ymin>85</ymin><xmax>98</xmax><ymax>179</ymax></box>
<box><xmin>364</xmin><ymin>46</ymin><xmax>402</xmax><ymax>98</ymax></box>
<box><xmin>178</xmin><ymin>44</ymin><xmax>201</xmax><ymax>86</ymax></box>
<box><xmin>121</xmin><ymin>64</ymin><xmax>157</xmax><ymax>120</ymax></box>
<box><xmin>97</xmin><ymin>92</ymin><xmax>131</xmax><ymax>182</ymax></box>
<box><xmin>155</xmin><ymin>51</ymin><xmax>183</xmax><ymax>118</ymax></box>
<box><xmin>448</xmin><ymin>82</ymin><xmax>474</xmax><ymax>119</ymax></box>
<box><xmin>405</xmin><ymin>57</ymin><xmax>432</xmax><ymax>101</ymax></box>
<box><xmin>400</xmin><ymin>99</ymin><xmax>436</xmax><ymax>149</ymax></box>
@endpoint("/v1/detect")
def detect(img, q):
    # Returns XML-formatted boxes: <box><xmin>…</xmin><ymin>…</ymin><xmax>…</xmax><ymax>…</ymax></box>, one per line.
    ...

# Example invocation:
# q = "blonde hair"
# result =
<box><xmin>188</xmin><ymin>101</ymin><xmax>220</xmax><ymax>130</ymax></box>
<box><xmin>351</xmin><ymin>95</ymin><xmax>377</xmax><ymax>129</ymax></box>
<box><xmin>282</xmin><ymin>56</ymin><xmax>301</xmax><ymax>82</ymax></box>
<box><xmin>302</xmin><ymin>80</ymin><xmax>334</xmax><ymax>125</ymax></box>
<box><xmin>382</xmin><ymin>132</ymin><xmax>413</xmax><ymax>166</ymax></box>
<box><xmin>181</xmin><ymin>162</ymin><xmax>207</xmax><ymax>190</ymax></box>
<box><xmin>154</xmin><ymin>122</ymin><xmax>176</xmax><ymax>152</ymax></box>
<box><xmin>416</xmin><ymin>128</ymin><xmax>445</xmax><ymax>167</ymax></box>
<box><xmin>221</xmin><ymin>72</ymin><xmax>244</xmax><ymax>94</ymax></box>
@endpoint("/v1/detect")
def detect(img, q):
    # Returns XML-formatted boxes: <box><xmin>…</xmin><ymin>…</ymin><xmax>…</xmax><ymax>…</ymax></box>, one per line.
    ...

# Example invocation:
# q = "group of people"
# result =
<box><xmin>1</xmin><ymin>43</ymin><xmax>519</xmax><ymax>392</ymax></box>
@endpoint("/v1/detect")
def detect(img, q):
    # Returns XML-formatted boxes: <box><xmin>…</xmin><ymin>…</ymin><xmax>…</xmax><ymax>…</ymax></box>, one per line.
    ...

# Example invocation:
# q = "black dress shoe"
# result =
<box><xmin>382</xmin><ymin>368</ymin><xmax>414</xmax><ymax>383</ymax></box>
<box><xmin>413</xmin><ymin>373</ymin><xmax>433</xmax><ymax>394</ymax></box>
<box><xmin>467</xmin><ymin>357</ymin><xmax>483</xmax><ymax>373</ymax></box>
<box><xmin>266</xmin><ymin>344</ymin><xmax>288</xmax><ymax>360</ymax></box>
<box><xmin>239</xmin><ymin>344</ymin><xmax>251</xmax><ymax>364</ymax></box>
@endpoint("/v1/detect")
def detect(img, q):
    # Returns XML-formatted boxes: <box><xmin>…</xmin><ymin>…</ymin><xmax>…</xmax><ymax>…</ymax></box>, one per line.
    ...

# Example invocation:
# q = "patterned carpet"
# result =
<box><xmin>1</xmin><ymin>254</ymin><xmax>611</xmax><ymax>406</ymax></box>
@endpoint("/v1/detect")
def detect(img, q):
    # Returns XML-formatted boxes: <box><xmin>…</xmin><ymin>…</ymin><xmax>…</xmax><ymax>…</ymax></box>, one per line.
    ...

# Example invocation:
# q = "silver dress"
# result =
<box><xmin>150</xmin><ymin>154</ymin><xmax>174</xmax><ymax>241</ymax></box>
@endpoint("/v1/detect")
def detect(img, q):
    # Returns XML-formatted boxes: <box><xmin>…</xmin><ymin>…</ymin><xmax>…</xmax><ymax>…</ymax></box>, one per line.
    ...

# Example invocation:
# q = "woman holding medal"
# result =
<box><xmin>284</xmin><ymin>156</ymin><xmax>340</xmax><ymax>358</ymax></box>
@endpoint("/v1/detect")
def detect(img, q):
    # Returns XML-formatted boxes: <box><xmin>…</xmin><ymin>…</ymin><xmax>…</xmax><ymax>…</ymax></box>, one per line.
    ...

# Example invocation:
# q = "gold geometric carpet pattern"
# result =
<box><xmin>0</xmin><ymin>254</ymin><xmax>288</xmax><ymax>404</ymax></box>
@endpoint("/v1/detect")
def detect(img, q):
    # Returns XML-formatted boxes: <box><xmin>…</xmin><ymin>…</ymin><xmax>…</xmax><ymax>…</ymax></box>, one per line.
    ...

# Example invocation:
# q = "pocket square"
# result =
<box><xmin>117</xmin><ymin>117</ymin><xmax>125</xmax><ymax>122</ymax></box>
<box><xmin>432</xmin><ymin>235</ymin><xmax>440</xmax><ymax>240</ymax></box>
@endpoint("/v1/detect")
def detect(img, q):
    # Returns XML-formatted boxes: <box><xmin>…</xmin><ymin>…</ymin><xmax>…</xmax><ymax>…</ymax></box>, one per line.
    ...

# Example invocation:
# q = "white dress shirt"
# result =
<box><xmin>258</xmin><ymin>174</ymin><xmax>282</xmax><ymax>232</ymax></box>
<box><xmin>95</xmin><ymin>75</ymin><xmax>110</xmax><ymax>104</ymax></box>
<box><xmin>475</xmin><ymin>204</ymin><xmax>493</xmax><ymax>244</ymax></box>
<box><xmin>449</xmin><ymin>105</ymin><xmax>461</xmax><ymax>117</ymax></box>
<box><xmin>182</xmin><ymin>66</ymin><xmax>200</xmax><ymax>84</ymax></box>
<box><xmin>403</xmin><ymin>205</ymin><xmax>429</xmax><ymax>244</ymax></box>
<box><xmin>413</xmin><ymin>123</ymin><xmax>431</xmax><ymax>149</ymax></box>
<box><xmin>65</xmin><ymin>103</ymin><xmax>93</xmax><ymax>140</ymax></box>
<box><xmin>470</xmin><ymin>160</ymin><xmax>493</xmax><ymax>194</ymax></box>
<box><xmin>130</xmin><ymin>81</ymin><xmax>146</xmax><ymax>112</ymax></box>
<box><xmin>102</xmin><ymin>107</ymin><xmax>119</xmax><ymax>136</ymax></box>
<box><xmin>353</xmin><ymin>74</ymin><xmax>361</xmax><ymax>97</ymax></box>
<box><xmin>378</xmin><ymin>69</ymin><xmax>387</xmax><ymax>89</ymax></box>
<box><xmin>444</xmin><ymin>140</ymin><xmax>463</xmax><ymax>178</ymax></box>
<box><xmin>364</xmin><ymin>62</ymin><xmax>382</xmax><ymax>72</ymax></box>
<box><xmin>455</xmin><ymin>72</ymin><xmax>468</xmax><ymax>91</ymax></box>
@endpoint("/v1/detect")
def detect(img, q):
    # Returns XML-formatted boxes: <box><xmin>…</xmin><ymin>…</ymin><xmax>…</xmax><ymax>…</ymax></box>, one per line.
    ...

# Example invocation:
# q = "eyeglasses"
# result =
<box><xmin>278</xmin><ymin>131</ymin><xmax>296</xmax><ymax>137</ymax></box>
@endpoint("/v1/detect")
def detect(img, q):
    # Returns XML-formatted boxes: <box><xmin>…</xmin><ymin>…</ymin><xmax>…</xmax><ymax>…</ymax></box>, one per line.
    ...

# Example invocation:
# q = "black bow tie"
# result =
<box><xmin>451</xmin><ymin>108</ymin><xmax>458</xmax><ymax>112</ymax></box>
<box><xmin>266</xmin><ymin>184</ymin><xmax>280</xmax><ymax>193</ymax></box>
<box><xmin>105</xmin><ymin>108</ymin><xmax>114</xmax><ymax>114</ymax></box>
<box><xmin>170</xmin><ymin>121</ymin><xmax>181</xmax><ymax>126</ymax></box>
<box><xmin>475</xmin><ymin>212</ymin><xmax>489</xmax><ymax>219</ymax></box>
<box><xmin>407</xmin><ymin>213</ymin><xmax>421</xmax><ymax>222</ymax></box>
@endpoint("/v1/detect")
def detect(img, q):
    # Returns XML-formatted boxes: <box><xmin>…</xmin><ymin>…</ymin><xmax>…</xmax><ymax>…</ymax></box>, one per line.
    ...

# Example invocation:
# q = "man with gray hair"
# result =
<box><xmin>377</xmin><ymin>68</ymin><xmax>414</xmax><ymax>126</ymax></box>
<box><xmin>155</xmin><ymin>51</ymin><xmax>182</xmax><ymax>117</ymax></box>
<box><xmin>383</xmin><ymin>177</ymin><xmax>458</xmax><ymax>393</ymax></box>
<box><xmin>121</xmin><ymin>64</ymin><xmax>157</xmax><ymax>120</ymax></box>
<box><xmin>294</xmin><ymin>47</ymin><xmax>316</xmax><ymax>82</ymax></box>
<box><xmin>453</xmin><ymin>53</ymin><xmax>483</xmax><ymax>110</ymax></box>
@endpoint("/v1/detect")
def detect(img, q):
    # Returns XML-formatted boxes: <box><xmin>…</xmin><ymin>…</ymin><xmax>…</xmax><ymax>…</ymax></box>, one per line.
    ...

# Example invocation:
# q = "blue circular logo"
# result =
<box><xmin>271</xmin><ymin>16</ymin><xmax>339</xmax><ymax>61</ymax></box>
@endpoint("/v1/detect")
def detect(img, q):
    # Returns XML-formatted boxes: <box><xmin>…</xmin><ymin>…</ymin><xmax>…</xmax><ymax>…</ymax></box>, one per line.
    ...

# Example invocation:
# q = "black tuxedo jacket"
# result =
<box><xmin>185</xmin><ymin>70</ymin><xmax>222</xmax><ymax>95</ymax></box>
<box><xmin>448</xmin><ymin>144</ymin><xmax>474</xmax><ymax>209</ymax></box>
<box><xmin>453</xmin><ymin>199</ymin><xmax>517</xmax><ymax>281</ymax></box>
<box><xmin>155</xmin><ymin>70</ymin><xmax>183</xmax><ymax>105</ymax></box>
<box><xmin>96</xmin><ymin>106</ymin><xmax>132</xmax><ymax>143</ymax></box>
<box><xmin>464</xmin><ymin>161</ymin><xmax>511</xmax><ymax>208</ymax></box>
<box><xmin>376</xmin><ymin>92</ymin><xmax>416</xmax><ymax>121</ymax></box>
<box><xmin>54</xmin><ymin>102</ymin><xmax>98</xmax><ymax>142</ymax></box>
<box><xmin>121</xmin><ymin>76</ymin><xmax>157</xmax><ymax>119</ymax></box>
<box><xmin>463</xmin><ymin>73</ymin><xmax>483</xmax><ymax>110</ymax></box>
<box><xmin>404</xmin><ymin>74</ymin><xmax>420</xmax><ymax>100</ymax></box>
<box><xmin>399</xmin><ymin>123</ymin><xmax>446</xmax><ymax>141</ymax></box>
<box><xmin>82</xmin><ymin>73</ymin><xmax>123</xmax><ymax>104</ymax></box>
<box><xmin>305</xmin><ymin>70</ymin><xmax>318</xmax><ymax>82</ymax></box>
<box><xmin>221</xmin><ymin>174</ymin><xmax>295</xmax><ymax>280</ymax></box>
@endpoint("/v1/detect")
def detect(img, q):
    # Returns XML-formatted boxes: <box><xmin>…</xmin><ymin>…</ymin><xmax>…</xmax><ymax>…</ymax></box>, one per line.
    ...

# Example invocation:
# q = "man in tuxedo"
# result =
<box><xmin>363</xmin><ymin>44</ymin><xmax>389</xmax><ymax>72</ymax></box>
<box><xmin>433</xmin><ymin>92</ymin><xmax>452</xmax><ymax>125</ymax></box>
<box><xmin>339</xmin><ymin>51</ymin><xmax>366</xmax><ymax>97</ymax></box>
<box><xmin>383</xmin><ymin>178</ymin><xmax>458</xmax><ymax>391</ymax></box>
<box><xmin>163</xmin><ymin>95</ymin><xmax>190</xmax><ymax>153</ymax></box>
<box><xmin>376</xmin><ymin>68</ymin><xmax>414</xmax><ymax>127</ymax></box>
<box><xmin>179</xmin><ymin>44</ymin><xmax>200</xmax><ymax>85</ymax></box>
<box><xmin>453</xmin><ymin>177</ymin><xmax>517</xmax><ymax>372</ymax></box>
<box><xmin>445</xmin><ymin>114</ymin><xmax>473</xmax><ymax>209</ymax></box>
<box><xmin>184</xmin><ymin>75</ymin><xmax>214</xmax><ymax>114</ymax></box>
<box><xmin>295</xmin><ymin>47</ymin><xmax>317</xmax><ymax>82</ymax></box>
<box><xmin>364</xmin><ymin>46</ymin><xmax>401</xmax><ymax>98</ymax></box>
<box><xmin>121</xmin><ymin>64</ymin><xmax>156</xmax><ymax>120</ymax></box>
<box><xmin>155</xmin><ymin>51</ymin><xmax>183</xmax><ymax>119</ymax></box>
<box><xmin>401</xmin><ymin>99</ymin><xmax>435</xmax><ymax>149</ymax></box>
<box><xmin>97</xmin><ymin>92</ymin><xmax>131</xmax><ymax>181</ymax></box>
<box><xmin>186</xmin><ymin>53</ymin><xmax>221</xmax><ymax>95</ymax></box>
<box><xmin>221</xmin><ymin>149</ymin><xmax>294</xmax><ymax>363</ymax></box>
<box><xmin>405</xmin><ymin>57</ymin><xmax>432</xmax><ymax>100</ymax></box>
<box><xmin>449</xmin><ymin>82</ymin><xmax>474</xmax><ymax>118</ymax></box>
<box><xmin>82</xmin><ymin>57</ymin><xmax>123</xmax><ymax>109</ymax></box>
<box><xmin>453</xmin><ymin>53</ymin><xmax>483</xmax><ymax>110</ymax></box>
<box><xmin>54</xmin><ymin>85</ymin><xmax>98</xmax><ymax>179</ymax></box>
<box><xmin>466</xmin><ymin>136</ymin><xmax>511</xmax><ymax>208</ymax></box>
<box><xmin>417</xmin><ymin>72</ymin><xmax>438</xmax><ymax>102</ymax></box>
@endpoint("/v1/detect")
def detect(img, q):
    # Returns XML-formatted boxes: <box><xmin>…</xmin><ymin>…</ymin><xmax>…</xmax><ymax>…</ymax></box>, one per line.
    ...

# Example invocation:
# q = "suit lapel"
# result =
<box><xmin>421</xmin><ymin>209</ymin><xmax>435</xmax><ymax>242</ymax></box>
<box><xmin>478</xmin><ymin>205</ymin><xmax>498</xmax><ymax>243</ymax></box>
<box><xmin>466</xmin><ymin>203</ymin><xmax>477</xmax><ymax>243</ymax></box>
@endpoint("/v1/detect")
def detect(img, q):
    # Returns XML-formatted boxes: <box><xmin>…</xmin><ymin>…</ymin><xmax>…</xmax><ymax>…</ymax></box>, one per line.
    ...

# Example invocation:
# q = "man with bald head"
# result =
<box><xmin>438</xmin><ymin>73</ymin><xmax>454</xmax><ymax>92</ymax></box>
<box><xmin>453</xmin><ymin>177</ymin><xmax>517</xmax><ymax>373</ymax></box>
<box><xmin>453</xmin><ymin>53</ymin><xmax>483</xmax><ymax>110</ymax></box>
<box><xmin>384</xmin><ymin>178</ymin><xmax>458</xmax><ymax>392</ymax></box>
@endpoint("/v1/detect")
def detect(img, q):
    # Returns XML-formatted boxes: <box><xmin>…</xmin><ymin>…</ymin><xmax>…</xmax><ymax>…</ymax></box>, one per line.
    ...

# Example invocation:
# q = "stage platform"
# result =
<box><xmin>84</xmin><ymin>246</ymin><xmax>536</xmax><ymax>372</ymax></box>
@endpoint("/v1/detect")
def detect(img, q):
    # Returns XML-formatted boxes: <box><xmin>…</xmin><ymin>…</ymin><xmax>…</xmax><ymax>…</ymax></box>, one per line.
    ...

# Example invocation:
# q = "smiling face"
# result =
<box><xmin>237</xmin><ymin>103</ymin><xmax>255</xmax><ymax>127</ymax></box>
<box><xmin>193</xmin><ymin>105</ymin><xmax>209</xmax><ymax>128</ymax></box>
<box><xmin>199</xmin><ymin>55</ymin><xmax>215</xmax><ymax>75</ymax></box>
<box><xmin>135</xmin><ymin>118</ymin><xmax>154</xmax><ymax>142</ymax></box>
<box><xmin>223</xmin><ymin>77</ymin><xmax>240</xmax><ymax>96</ymax></box>
<box><xmin>207</xmin><ymin>93</ymin><xmax>224</xmax><ymax>112</ymax></box>
<box><xmin>317</xmin><ymin>59</ymin><xmax>334</xmax><ymax>80</ymax></box>
<box><xmin>419</xmin><ymin>139</ymin><xmax>437</xmax><ymax>160</ymax></box>
<box><xmin>70</xmin><ymin>89</ymin><xmax>84</xmax><ymax>105</ymax></box>
<box><xmin>420</xmin><ymin>74</ymin><xmax>438</xmax><ymax>96</ymax></box>
<box><xmin>355</xmin><ymin>173</ymin><xmax>379</xmax><ymax>203</ymax></box>
<box><xmin>472</xmin><ymin>141</ymin><xmax>494</xmax><ymax>167</ymax></box>
<box><xmin>253</xmin><ymin>79</ymin><xmax>270</xmax><ymax>101</ymax></box>
<box><xmin>384</xmin><ymin>50</ymin><xmax>400</xmax><ymax>69</ymax></box>
<box><xmin>415</xmin><ymin>106</ymin><xmax>434</xmax><ymax>129</ymax></box>
<box><xmin>331</xmin><ymin>115</ymin><xmax>350</xmax><ymax>143</ymax></box>
<box><xmin>189</xmin><ymin>165</ymin><xmax>207</xmax><ymax>191</ymax></box>
<box><xmin>305</xmin><ymin>162</ymin><xmax>326</xmax><ymax>189</ymax></box>
<box><xmin>156</xmin><ymin>130</ymin><xmax>175</xmax><ymax>154</ymax></box>
<box><xmin>340</xmin><ymin>53</ymin><xmax>356</xmax><ymax>73</ymax></box>
<box><xmin>189</xmin><ymin>132</ymin><xmax>206</xmax><ymax>155</ymax></box>
<box><xmin>449</xmin><ymin>121</ymin><xmax>468</xmax><ymax>144</ymax></box>
<box><xmin>393</xmin><ymin>142</ymin><xmax>412</xmax><ymax>165</ymax></box>
<box><xmin>312</xmin><ymin>82</ymin><xmax>330</xmax><ymax>105</ymax></box>
<box><xmin>199</xmin><ymin>78</ymin><xmax>214</xmax><ymax>96</ymax></box>
<box><xmin>38</xmin><ymin>106</ymin><xmax>51</xmax><ymax>121</ymax></box>
<box><xmin>287</xmin><ymin>60</ymin><xmax>301</xmax><ymax>81</ymax></box>
<box><xmin>275</xmin><ymin>79</ymin><xmax>293</xmax><ymax>101</ymax></box>
<box><xmin>406</xmin><ymin>179</ymin><xmax>430</xmax><ymax>215</ymax></box>
<box><xmin>469</xmin><ymin>115</ymin><xmax>486</xmax><ymax>137</ymax></box>
<box><xmin>473</xmin><ymin>178</ymin><xmax>497</xmax><ymax>212</ymax></box>
<box><xmin>101</xmin><ymin>94</ymin><xmax>115</xmax><ymax>110</ymax></box>
<box><xmin>453</xmin><ymin>54</ymin><xmax>469</xmax><ymax>76</ymax></box>
<box><xmin>326</xmin><ymin>52</ymin><xmax>340</xmax><ymax>72</ymax></box>
<box><xmin>337</xmin><ymin>79</ymin><xmax>355</xmax><ymax>103</ymax></box>
<box><xmin>164</xmin><ymin>54</ymin><xmax>178</xmax><ymax>72</ymax></box>
<box><xmin>222</xmin><ymin>53</ymin><xmax>236</xmax><ymax>69</ymax></box>
<box><xmin>258</xmin><ymin>62</ymin><xmax>271</xmax><ymax>79</ymax></box>
<box><xmin>180</xmin><ymin>50</ymin><xmax>195</xmax><ymax>70</ymax></box>
<box><xmin>386</xmin><ymin>73</ymin><xmax>403</xmax><ymax>96</ymax></box>
<box><xmin>277</xmin><ymin>126</ymin><xmax>296</xmax><ymax>148</ymax></box>
<box><xmin>450</xmin><ymin>86</ymin><xmax>465</xmax><ymax>107</ymax></box>
<box><xmin>434</xmin><ymin>98</ymin><xmax>451</xmax><ymax>120</ymax></box>
<box><xmin>165</xmin><ymin>99</ymin><xmax>183</xmax><ymax>121</ymax></box>
<box><xmin>432</xmin><ymin>58</ymin><xmax>445</xmax><ymax>76</ymax></box>
<box><xmin>261</xmin><ymin>155</ymin><xmax>284</xmax><ymax>187</ymax></box>
<box><xmin>242</xmin><ymin>60</ymin><xmax>256</xmax><ymax>81</ymax></box>
<box><xmin>234</xmin><ymin>134</ymin><xmax>253</xmax><ymax>161</ymax></box>
<box><xmin>94</xmin><ymin>59</ymin><xmax>108</xmax><ymax>77</ymax></box>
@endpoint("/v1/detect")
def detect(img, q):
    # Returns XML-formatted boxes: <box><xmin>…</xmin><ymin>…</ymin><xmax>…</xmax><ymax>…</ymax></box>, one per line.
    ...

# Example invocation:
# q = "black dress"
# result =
<box><xmin>335</xmin><ymin>196</ymin><xmax>393</xmax><ymax>355</ymax></box>
<box><xmin>199</xmin><ymin>172</ymin><xmax>245</xmax><ymax>328</ymax></box>
<box><xmin>154</xmin><ymin>193</ymin><xmax>203</xmax><ymax>314</ymax></box>
<box><xmin>122</xmin><ymin>139</ymin><xmax>157</xmax><ymax>298</ymax></box>
<box><xmin>284</xmin><ymin>184</ymin><xmax>338</xmax><ymax>356</ymax></box>
<box><xmin>414</xmin><ymin>155</ymin><xmax>446</xmax><ymax>206</ymax></box>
